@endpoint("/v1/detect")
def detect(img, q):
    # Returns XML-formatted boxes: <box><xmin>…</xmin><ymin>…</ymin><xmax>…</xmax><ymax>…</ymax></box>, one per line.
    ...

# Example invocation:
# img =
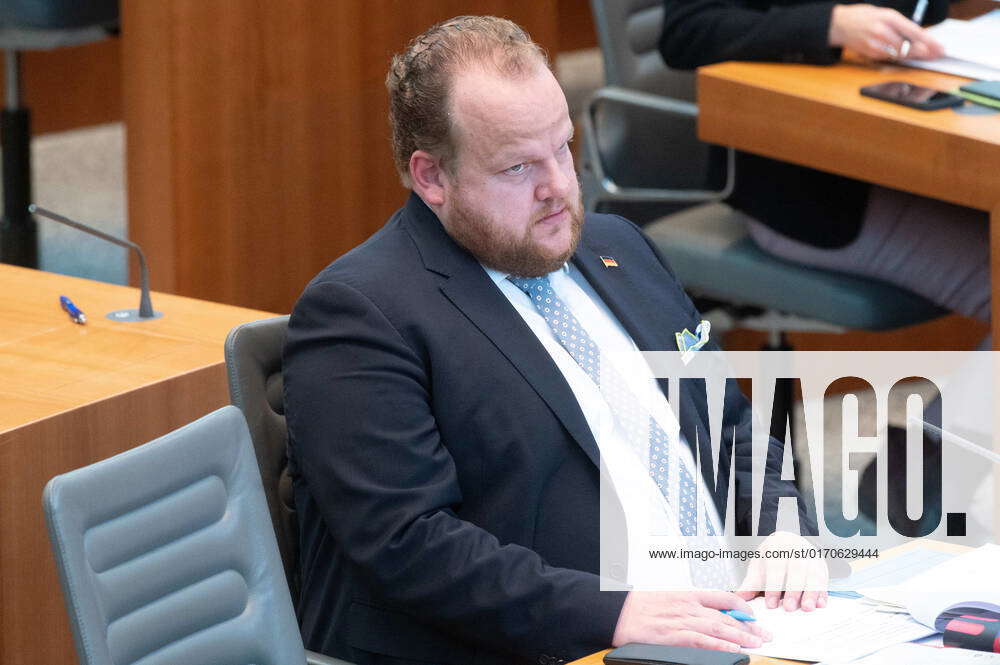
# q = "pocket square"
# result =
<box><xmin>675</xmin><ymin>320</ymin><xmax>710</xmax><ymax>365</ymax></box>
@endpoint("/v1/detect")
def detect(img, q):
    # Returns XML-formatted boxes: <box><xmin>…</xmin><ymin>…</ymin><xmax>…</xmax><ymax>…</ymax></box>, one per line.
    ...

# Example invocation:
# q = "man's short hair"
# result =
<box><xmin>386</xmin><ymin>15</ymin><xmax>549</xmax><ymax>187</ymax></box>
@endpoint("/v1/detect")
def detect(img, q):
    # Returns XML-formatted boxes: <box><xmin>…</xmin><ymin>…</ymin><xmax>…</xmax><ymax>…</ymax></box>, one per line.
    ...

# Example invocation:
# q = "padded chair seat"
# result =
<box><xmin>645</xmin><ymin>203</ymin><xmax>946</xmax><ymax>330</ymax></box>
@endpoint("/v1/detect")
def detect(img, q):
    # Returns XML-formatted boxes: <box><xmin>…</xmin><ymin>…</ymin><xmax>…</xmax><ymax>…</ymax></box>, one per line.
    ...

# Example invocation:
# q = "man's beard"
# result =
<box><xmin>444</xmin><ymin>192</ymin><xmax>584</xmax><ymax>278</ymax></box>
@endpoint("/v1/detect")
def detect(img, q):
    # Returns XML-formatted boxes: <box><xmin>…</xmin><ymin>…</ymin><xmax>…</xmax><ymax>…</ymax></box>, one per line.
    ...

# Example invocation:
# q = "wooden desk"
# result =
<box><xmin>569</xmin><ymin>540</ymin><xmax>969</xmax><ymax>665</ymax></box>
<box><xmin>0</xmin><ymin>265</ymin><xmax>276</xmax><ymax>665</ymax></box>
<box><xmin>696</xmin><ymin>60</ymin><xmax>1000</xmax><ymax>343</ymax></box>
<box><xmin>697</xmin><ymin>57</ymin><xmax>1000</xmax><ymax>538</ymax></box>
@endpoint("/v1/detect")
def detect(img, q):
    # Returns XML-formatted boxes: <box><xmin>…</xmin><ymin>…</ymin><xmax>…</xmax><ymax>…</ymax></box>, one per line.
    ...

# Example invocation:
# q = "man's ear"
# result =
<box><xmin>409</xmin><ymin>150</ymin><xmax>448</xmax><ymax>207</ymax></box>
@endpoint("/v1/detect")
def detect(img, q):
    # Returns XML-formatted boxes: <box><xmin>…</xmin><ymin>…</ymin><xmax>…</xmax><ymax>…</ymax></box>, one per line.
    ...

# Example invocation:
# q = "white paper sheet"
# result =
<box><xmin>859</xmin><ymin>544</ymin><xmax>1000</xmax><ymax>628</ymax></box>
<box><xmin>901</xmin><ymin>17</ymin><xmax>1000</xmax><ymax>79</ymax></box>
<box><xmin>821</xmin><ymin>642</ymin><xmax>1000</xmax><ymax>665</ymax></box>
<box><xmin>828</xmin><ymin>546</ymin><xmax>956</xmax><ymax>592</ymax></box>
<box><xmin>744</xmin><ymin>596</ymin><xmax>934</xmax><ymax>663</ymax></box>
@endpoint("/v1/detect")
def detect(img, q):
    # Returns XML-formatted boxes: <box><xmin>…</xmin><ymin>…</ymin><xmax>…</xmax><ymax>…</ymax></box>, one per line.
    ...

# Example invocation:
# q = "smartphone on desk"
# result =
<box><xmin>860</xmin><ymin>81</ymin><xmax>964</xmax><ymax>110</ymax></box>
<box><xmin>604</xmin><ymin>643</ymin><xmax>749</xmax><ymax>665</ymax></box>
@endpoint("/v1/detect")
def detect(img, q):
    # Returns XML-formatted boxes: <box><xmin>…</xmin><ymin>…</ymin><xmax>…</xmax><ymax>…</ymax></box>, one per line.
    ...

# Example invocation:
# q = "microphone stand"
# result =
<box><xmin>29</xmin><ymin>204</ymin><xmax>162</xmax><ymax>321</ymax></box>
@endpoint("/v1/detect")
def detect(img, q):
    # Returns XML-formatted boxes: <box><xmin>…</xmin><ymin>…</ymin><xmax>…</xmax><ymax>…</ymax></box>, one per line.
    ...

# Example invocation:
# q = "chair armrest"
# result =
<box><xmin>581</xmin><ymin>85</ymin><xmax>735</xmax><ymax>205</ymax></box>
<box><xmin>306</xmin><ymin>649</ymin><xmax>356</xmax><ymax>665</ymax></box>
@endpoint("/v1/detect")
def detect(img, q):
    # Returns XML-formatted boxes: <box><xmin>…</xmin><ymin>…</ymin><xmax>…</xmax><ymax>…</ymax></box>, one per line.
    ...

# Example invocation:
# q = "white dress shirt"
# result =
<box><xmin>485</xmin><ymin>263</ymin><xmax>727</xmax><ymax>587</ymax></box>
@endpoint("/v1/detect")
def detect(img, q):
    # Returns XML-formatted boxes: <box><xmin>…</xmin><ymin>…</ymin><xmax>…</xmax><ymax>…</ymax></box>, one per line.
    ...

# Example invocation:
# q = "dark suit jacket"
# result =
<box><xmin>283</xmin><ymin>193</ymin><xmax>792</xmax><ymax>665</ymax></box>
<box><xmin>658</xmin><ymin>0</ymin><xmax>949</xmax><ymax>248</ymax></box>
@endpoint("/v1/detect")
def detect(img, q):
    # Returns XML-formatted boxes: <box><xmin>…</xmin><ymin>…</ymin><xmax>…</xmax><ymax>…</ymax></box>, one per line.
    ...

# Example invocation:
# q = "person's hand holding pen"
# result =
<box><xmin>612</xmin><ymin>590</ymin><xmax>772</xmax><ymax>653</ymax></box>
<box><xmin>828</xmin><ymin>3</ymin><xmax>943</xmax><ymax>61</ymax></box>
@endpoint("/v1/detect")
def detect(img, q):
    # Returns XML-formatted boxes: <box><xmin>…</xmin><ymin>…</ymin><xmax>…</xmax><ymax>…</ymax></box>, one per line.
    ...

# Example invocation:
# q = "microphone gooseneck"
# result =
<box><xmin>28</xmin><ymin>204</ymin><xmax>161</xmax><ymax>321</ymax></box>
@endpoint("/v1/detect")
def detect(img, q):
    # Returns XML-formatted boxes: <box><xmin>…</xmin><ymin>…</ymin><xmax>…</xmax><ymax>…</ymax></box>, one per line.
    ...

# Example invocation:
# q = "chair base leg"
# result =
<box><xmin>1</xmin><ymin>51</ymin><xmax>37</xmax><ymax>268</ymax></box>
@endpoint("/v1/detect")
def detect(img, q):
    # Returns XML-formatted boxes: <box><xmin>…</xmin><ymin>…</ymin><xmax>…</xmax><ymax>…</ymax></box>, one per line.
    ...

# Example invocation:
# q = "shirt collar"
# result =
<box><xmin>482</xmin><ymin>263</ymin><xmax>570</xmax><ymax>286</ymax></box>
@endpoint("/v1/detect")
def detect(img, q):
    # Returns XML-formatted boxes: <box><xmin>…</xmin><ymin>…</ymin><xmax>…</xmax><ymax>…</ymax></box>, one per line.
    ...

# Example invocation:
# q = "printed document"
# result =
<box><xmin>744</xmin><ymin>596</ymin><xmax>933</xmax><ymax>663</ymax></box>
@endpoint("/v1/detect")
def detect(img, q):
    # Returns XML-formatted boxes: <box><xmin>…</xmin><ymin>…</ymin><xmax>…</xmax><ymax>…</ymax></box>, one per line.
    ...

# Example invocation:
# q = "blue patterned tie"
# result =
<box><xmin>508</xmin><ymin>276</ymin><xmax>712</xmax><ymax>533</ymax></box>
<box><xmin>508</xmin><ymin>275</ymin><xmax>731</xmax><ymax>589</ymax></box>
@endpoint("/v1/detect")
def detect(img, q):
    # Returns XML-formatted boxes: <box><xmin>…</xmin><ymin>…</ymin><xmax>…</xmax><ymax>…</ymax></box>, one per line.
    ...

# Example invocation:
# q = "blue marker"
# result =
<box><xmin>60</xmin><ymin>295</ymin><xmax>87</xmax><ymax>325</ymax></box>
<box><xmin>828</xmin><ymin>590</ymin><xmax>862</xmax><ymax>599</ymax></box>
<box><xmin>721</xmin><ymin>609</ymin><xmax>756</xmax><ymax>622</ymax></box>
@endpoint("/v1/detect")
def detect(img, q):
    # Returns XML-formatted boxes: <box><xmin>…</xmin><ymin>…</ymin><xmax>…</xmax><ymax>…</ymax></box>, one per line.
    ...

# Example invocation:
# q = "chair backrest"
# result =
<box><xmin>43</xmin><ymin>405</ymin><xmax>306</xmax><ymax>665</ymax></box>
<box><xmin>590</xmin><ymin>0</ymin><xmax>688</xmax><ymax>98</ymax></box>
<box><xmin>224</xmin><ymin>315</ymin><xmax>300</xmax><ymax>602</ymax></box>
<box><xmin>585</xmin><ymin>0</ymin><xmax>726</xmax><ymax>203</ymax></box>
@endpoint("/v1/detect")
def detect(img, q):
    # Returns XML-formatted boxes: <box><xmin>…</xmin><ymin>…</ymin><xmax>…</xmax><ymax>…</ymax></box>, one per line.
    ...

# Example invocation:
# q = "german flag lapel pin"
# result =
<box><xmin>599</xmin><ymin>255</ymin><xmax>619</xmax><ymax>268</ymax></box>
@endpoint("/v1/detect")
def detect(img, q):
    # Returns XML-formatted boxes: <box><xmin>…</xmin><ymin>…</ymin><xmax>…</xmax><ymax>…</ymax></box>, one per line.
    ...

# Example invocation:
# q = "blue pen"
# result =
<box><xmin>828</xmin><ymin>590</ymin><xmax>862</xmax><ymax>599</ymax></box>
<box><xmin>721</xmin><ymin>609</ymin><xmax>756</xmax><ymax>622</ymax></box>
<box><xmin>60</xmin><ymin>295</ymin><xmax>87</xmax><ymax>325</ymax></box>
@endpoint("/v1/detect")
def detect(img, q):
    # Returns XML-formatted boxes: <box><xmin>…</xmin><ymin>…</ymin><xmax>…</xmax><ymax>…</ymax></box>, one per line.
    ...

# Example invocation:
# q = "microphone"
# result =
<box><xmin>28</xmin><ymin>204</ymin><xmax>163</xmax><ymax>321</ymax></box>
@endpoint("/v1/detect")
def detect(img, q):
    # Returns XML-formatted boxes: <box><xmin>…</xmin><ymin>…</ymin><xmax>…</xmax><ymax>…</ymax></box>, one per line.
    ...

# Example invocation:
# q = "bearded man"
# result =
<box><xmin>283</xmin><ymin>15</ymin><xmax>821</xmax><ymax>665</ymax></box>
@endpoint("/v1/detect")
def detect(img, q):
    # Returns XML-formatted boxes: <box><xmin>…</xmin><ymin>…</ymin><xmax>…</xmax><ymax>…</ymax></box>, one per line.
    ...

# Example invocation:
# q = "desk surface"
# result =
<box><xmin>0</xmin><ymin>264</ymin><xmax>273</xmax><ymax>432</ymax></box>
<box><xmin>698</xmin><ymin>60</ymin><xmax>1000</xmax><ymax>214</ymax></box>
<box><xmin>696</xmin><ymin>57</ymin><xmax>1000</xmax><ymax>535</ymax></box>
<box><xmin>0</xmin><ymin>264</ymin><xmax>276</xmax><ymax>665</ymax></box>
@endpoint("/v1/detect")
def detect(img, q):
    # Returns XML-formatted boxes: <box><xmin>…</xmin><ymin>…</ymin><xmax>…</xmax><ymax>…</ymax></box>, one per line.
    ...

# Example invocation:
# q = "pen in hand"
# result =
<box><xmin>60</xmin><ymin>295</ymin><xmax>87</xmax><ymax>325</ymax></box>
<box><xmin>899</xmin><ymin>0</ymin><xmax>930</xmax><ymax>59</ymax></box>
<box><xmin>722</xmin><ymin>609</ymin><xmax>757</xmax><ymax>622</ymax></box>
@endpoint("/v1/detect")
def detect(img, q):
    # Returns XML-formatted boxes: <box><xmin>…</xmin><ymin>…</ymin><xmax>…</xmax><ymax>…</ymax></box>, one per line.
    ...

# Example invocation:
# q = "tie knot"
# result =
<box><xmin>507</xmin><ymin>275</ymin><xmax>550</xmax><ymax>296</ymax></box>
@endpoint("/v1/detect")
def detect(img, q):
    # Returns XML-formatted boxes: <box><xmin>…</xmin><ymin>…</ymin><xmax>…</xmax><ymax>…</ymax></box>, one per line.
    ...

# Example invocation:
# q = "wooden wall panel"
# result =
<box><xmin>558</xmin><ymin>0</ymin><xmax>598</xmax><ymax>52</ymax></box>
<box><xmin>122</xmin><ymin>1</ymin><xmax>559</xmax><ymax>313</ymax></box>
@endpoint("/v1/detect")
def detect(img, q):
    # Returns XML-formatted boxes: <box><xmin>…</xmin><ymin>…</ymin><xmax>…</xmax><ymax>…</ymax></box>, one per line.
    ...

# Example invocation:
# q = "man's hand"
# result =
<box><xmin>829</xmin><ymin>4</ymin><xmax>944</xmax><ymax>60</ymax></box>
<box><xmin>737</xmin><ymin>532</ymin><xmax>829</xmax><ymax>612</ymax></box>
<box><xmin>612</xmin><ymin>590</ymin><xmax>772</xmax><ymax>653</ymax></box>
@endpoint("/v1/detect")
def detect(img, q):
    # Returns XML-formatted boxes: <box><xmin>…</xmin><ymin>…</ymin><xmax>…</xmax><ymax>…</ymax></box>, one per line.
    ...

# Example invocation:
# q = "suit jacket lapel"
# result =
<box><xmin>572</xmin><ymin>230</ymin><xmax>706</xmax><ymax>456</ymax></box>
<box><xmin>402</xmin><ymin>194</ymin><xmax>601</xmax><ymax>467</ymax></box>
<box><xmin>572</xmin><ymin>231</ymin><xmax>693</xmax><ymax>366</ymax></box>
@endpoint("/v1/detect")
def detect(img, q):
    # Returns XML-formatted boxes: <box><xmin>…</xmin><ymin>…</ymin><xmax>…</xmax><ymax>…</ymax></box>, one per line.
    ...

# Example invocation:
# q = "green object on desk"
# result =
<box><xmin>953</xmin><ymin>88</ymin><xmax>1000</xmax><ymax>110</ymax></box>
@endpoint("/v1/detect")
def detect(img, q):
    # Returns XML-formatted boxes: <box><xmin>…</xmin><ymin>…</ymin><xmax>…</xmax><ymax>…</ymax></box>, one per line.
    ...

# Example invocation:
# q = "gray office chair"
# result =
<box><xmin>43</xmin><ymin>405</ymin><xmax>348</xmax><ymax>665</ymax></box>
<box><xmin>582</xmin><ymin>0</ymin><xmax>945</xmax><ymax>335</ymax></box>
<box><xmin>224</xmin><ymin>315</ymin><xmax>299</xmax><ymax>603</ymax></box>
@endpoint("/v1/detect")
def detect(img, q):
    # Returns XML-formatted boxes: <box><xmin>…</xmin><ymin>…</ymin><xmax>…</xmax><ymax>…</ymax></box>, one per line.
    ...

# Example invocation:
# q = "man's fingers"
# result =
<box><xmin>871</xmin><ymin>22</ymin><xmax>905</xmax><ymax>49</ymax></box>
<box><xmin>673</xmin><ymin>630</ymin><xmax>743</xmax><ymax>653</ymax></box>
<box><xmin>696</xmin><ymin>590</ymin><xmax>754</xmax><ymax>614</ymax></box>
<box><xmin>748</xmin><ymin>621</ymin><xmax>773</xmax><ymax>642</ymax></box>
<box><xmin>861</xmin><ymin>37</ymin><xmax>893</xmax><ymax>60</ymax></box>
<box><xmin>764</xmin><ymin>559</ymin><xmax>786</xmax><ymax>609</ymax></box>
<box><xmin>802</xmin><ymin>562</ymin><xmax>830</xmax><ymax>611</ymax></box>
<box><xmin>907</xmin><ymin>34</ymin><xmax>945</xmax><ymax>60</ymax></box>
<box><xmin>885</xmin><ymin>14</ymin><xmax>922</xmax><ymax>39</ymax></box>
<box><xmin>685</xmin><ymin>619</ymin><xmax>762</xmax><ymax>649</ymax></box>
<box><xmin>884</xmin><ymin>15</ymin><xmax>944</xmax><ymax>60</ymax></box>
<box><xmin>800</xmin><ymin>589</ymin><xmax>823</xmax><ymax>611</ymax></box>
<box><xmin>782</xmin><ymin>561</ymin><xmax>808</xmax><ymax>611</ymax></box>
<box><xmin>737</xmin><ymin>561</ymin><xmax>765</xmax><ymax>598</ymax></box>
<box><xmin>696</xmin><ymin>607</ymin><xmax>774</xmax><ymax>642</ymax></box>
<box><xmin>695</xmin><ymin>606</ymin><xmax>757</xmax><ymax>633</ymax></box>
